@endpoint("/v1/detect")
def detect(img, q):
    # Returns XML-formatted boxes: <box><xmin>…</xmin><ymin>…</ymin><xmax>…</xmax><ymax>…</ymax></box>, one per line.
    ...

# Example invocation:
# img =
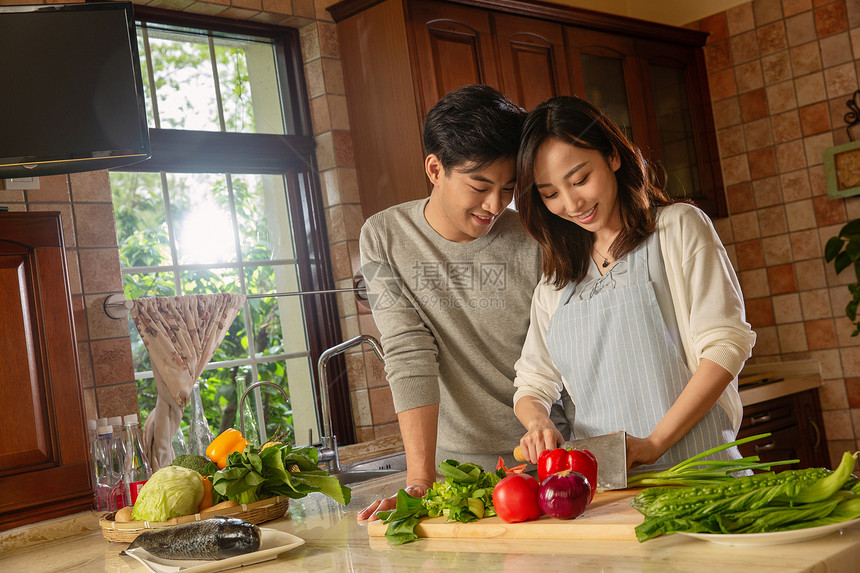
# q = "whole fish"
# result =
<box><xmin>125</xmin><ymin>517</ymin><xmax>261</xmax><ymax>560</ymax></box>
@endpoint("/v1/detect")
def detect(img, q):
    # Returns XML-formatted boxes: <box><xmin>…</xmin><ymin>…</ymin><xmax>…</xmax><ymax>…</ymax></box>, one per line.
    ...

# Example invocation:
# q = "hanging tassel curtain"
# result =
<box><xmin>131</xmin><ymin>293</ymin><xmax>245</xmax><ymax>470</ymax></box>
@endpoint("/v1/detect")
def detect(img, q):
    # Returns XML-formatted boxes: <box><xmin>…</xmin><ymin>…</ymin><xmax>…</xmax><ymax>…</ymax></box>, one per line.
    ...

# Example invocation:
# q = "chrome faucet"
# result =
<box><xmin>317</xmin><ymin>334</ymin><xmax>384</xmax><ymax>473</ymax></box>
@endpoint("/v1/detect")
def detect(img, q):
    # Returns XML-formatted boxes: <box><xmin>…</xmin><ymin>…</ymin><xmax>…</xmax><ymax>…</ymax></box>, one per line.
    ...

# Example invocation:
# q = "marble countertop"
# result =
<box><xmin>738</xmin><ymin>359</ymin><xmax>822</xmax><ymax>407</ymax></box>
<box><xmin>2</xmin><ymin>471</ymin><xmax>860</xmax><ymax>573</ymax></box>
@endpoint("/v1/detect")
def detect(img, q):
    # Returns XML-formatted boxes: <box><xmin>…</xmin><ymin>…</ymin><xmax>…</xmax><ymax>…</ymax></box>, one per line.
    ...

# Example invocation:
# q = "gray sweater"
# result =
<box><xmin>360</xmin><ymin>198</ymin><xmax>562</xmax><ymax>471</ymax></box>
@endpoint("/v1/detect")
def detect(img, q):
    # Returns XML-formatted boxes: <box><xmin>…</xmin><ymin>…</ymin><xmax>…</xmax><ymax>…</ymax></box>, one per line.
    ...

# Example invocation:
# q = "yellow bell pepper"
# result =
<box><xmin>206</xmin><ymin>428</ymin><xmax>250</xmax><ymax>469</ymax></box>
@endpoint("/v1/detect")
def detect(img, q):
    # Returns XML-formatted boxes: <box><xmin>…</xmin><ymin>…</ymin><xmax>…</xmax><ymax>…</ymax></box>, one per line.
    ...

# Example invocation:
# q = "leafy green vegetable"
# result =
<box><xmin>633</xmin><ymin>451</ymin><xmax>860</xmax><ymax>542</ymax></box>
<box><xmin>131</xmin><ymin>466</ymin><xmax>204</xmax><ymax>521</ymax></box>
<box><xmin>377</xmin><ymin>459</ymin><xmax>504</xmax><ymax>545</ymax></box>
<box><xmin>211</xmin><ymin>443</ymin><xmax>350</xmax><ymax>506</ymax></box>
<box><xmin>171</xmin><ymin>454</ymin><xmax>212</xmax><ymax>475</ymax></box>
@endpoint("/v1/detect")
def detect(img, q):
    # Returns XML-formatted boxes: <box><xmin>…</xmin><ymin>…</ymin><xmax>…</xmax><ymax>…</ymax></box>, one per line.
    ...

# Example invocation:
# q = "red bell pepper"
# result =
<box><xmin>497</xmin><ymin>456</ymin><xmax>528</xmax><ymax>476</ymax></box>
<box><xmin>537</xmin><ymin>447</ymin><xmax>598</xmax><ymax>501</ymax></box>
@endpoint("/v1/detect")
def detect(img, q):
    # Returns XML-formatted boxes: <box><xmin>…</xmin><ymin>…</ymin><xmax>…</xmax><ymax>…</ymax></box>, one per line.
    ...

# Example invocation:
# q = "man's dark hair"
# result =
<box><xmin>422</xmin><ymin>84</ymin><xmax>525</xmax><ymax>172</ymax></box>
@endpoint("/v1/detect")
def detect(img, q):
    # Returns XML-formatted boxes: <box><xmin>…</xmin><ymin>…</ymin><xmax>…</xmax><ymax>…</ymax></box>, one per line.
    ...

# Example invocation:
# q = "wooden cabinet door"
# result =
<box><xmin>494</xmin><ymin>14</ymin><xmax>570</xmax><ymax>110</ymax></box>
<box><xmin>409</xmin><ymin>0</ymin><xmax>501</xmax><ymax>116</ymax></box>
<box><xmin>0</xmin><ymin>212</ymin><xmax>91</xmax><ymax>531</ymax></box>
<box><xmin>565</xmin><ymin>28</ymin><xmax>651</xmax><ymax>159</ymax></box>
<box><xmin>635</xmin><ymin>39</ymin><xmax>727</xmax><ymax>217</ymax></box>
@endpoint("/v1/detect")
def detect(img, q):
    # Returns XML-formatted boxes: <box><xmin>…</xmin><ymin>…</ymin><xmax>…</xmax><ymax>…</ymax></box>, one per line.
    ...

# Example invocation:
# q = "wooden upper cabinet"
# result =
<box><xmin>635</xmin><ymin>39</ymin><xmax>726</xmax><ymax>217</ymax></box>
<box><xmin>493</xmin><ymin>14</ymin><xmax>570</xmax><ymax>110</ymax></box>
<box><xmin>329</xmin><ymin>0</ymin><xmax>725</xmax><ymax>219</ymax></box>
<box><xmin>566</xmin><ymin>28</ymin><xmax>650</xmax><ymax>154</ymax></box>
<box><xmin>0</xmin><ymin>212</ymin><xmax>92</xmax><ymax>531</ymax></box>
<box><xmin>410</xmin><ymin>0</ymin><xmax>500</xmax><ymax>114</ymax></box>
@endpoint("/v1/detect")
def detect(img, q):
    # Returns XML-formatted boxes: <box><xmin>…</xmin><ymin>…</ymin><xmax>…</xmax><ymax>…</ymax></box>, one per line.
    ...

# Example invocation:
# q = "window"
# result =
<box><xmin>110</xmin><ymin>10</ymin><xmax>348</xmax><ymax>449</ymax></box>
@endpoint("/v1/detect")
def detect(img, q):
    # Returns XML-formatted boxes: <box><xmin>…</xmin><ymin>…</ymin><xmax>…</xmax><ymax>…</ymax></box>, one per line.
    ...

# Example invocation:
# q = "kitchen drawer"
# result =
<box><xmin>737</xmin><ymin>425</ymin><xmax>802</xmax><ymax>469</ymax></box>
<box><xmin>736</xmin><ymin>388</ymin><xmax>829</xmax><ymax>470</ymax></box>
<box><xmin>740</xmin><ymin>400</ymin><xmax>793</xmax><ymax>432</ymax></box>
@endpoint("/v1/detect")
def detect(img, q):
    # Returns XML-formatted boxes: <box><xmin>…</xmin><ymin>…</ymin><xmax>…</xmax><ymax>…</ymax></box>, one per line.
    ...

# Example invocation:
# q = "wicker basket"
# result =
<box><xmin>99</xmin><ymin>496</ymin><xmax>290</xmax><ymax>543</ymax></box>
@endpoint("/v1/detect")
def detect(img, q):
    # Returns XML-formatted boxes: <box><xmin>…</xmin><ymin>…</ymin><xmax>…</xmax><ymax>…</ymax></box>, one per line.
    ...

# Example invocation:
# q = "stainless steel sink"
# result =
<box><xmin>333</xmin><ymin>452</ymin><xmax>406</xmax><ymax>485</ymax></box>
<box><xmin>333</xmin><ymin>468</ymin><xmax>402</xmax><ymax>485</ymax></box>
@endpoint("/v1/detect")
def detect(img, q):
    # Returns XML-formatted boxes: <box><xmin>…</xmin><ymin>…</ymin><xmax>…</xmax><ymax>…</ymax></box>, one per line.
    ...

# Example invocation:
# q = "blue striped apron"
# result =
<box><xmin>546</xmin><ymin>237</ymin><xmax>739</xmax><ymax>473</ymax></box>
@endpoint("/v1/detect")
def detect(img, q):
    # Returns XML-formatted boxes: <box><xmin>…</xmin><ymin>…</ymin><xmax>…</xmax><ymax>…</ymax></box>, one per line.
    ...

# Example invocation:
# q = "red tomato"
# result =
<box><xmin>492</xmin><ymin>474</ymin><xmax>542</xmax><ymax>523</ymax></box>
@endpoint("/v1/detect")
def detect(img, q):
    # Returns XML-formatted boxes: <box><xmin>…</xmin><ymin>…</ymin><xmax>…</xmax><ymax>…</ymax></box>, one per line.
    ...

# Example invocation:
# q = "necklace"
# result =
<box><xmin>593</xmin><ymin>245</ymin><xmax>612</xmax><ymax>268</ymax></box>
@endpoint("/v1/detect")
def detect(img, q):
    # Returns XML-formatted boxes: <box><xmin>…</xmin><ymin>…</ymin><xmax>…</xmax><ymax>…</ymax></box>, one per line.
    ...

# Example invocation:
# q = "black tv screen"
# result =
<box><xmin>0</xmin><ymin>2</ymin><xmax>150</xmax><ymax>178</ymax></box>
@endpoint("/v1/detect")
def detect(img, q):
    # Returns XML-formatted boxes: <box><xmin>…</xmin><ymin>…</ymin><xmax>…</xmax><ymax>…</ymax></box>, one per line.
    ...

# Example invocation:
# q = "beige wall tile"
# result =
<box><xmin>824</xmin><ymin>62</ymin><xmax>859</xmax><ymax>98</ymax></box>
<box><xmin>766</xmin><ymin>80</ymin><xmax>798</xmax><ymax>112</ymax></box>
<box><xmin>785</xmin><ymin>10</ymin><xmax>817</xmax><ymax>47</ymax></box>
<box><xmin>30</xmin><ymin>175</ymin><xmax>70</xmax><ymax>203</ymax></box>
<box><xmin>803</xmin><ymin>132</ymin><xmax>834</xmax><ymax>166</ymax></box>
<box><xmin>776</xmin><ymin>139</ymin><xmax>807</xmax><ymax>171</ymax></box>
<box><xmin>780</xmin><ymin>168</ymin><xmax>811</xmax><ymax>201</ymax></box>
<box><xmin>758</xmin><ymin>205</ymin><xmax>789</xmax><ymax>236</ymax></box>
<box><xmin>810</xmin><ymin>349</ymin><xmax>842</xmax><ymax>380</ymax></box>
<box><xmin>800</xmin><ymin>288</ymin><xmax>832</xmax><ymax>320</ymax></box>
<box><xmin>754</xmin><ymin>0</ymin><xmax>784</xmax><ymax>26</ymax></box>
<box><xmin>777</xmin><ymin>322</ymin><xmax>809</xmax><ymax>352</ymax></box>
<box><xmin>782</xmin><ymin>0</ymin><xmax>812</xmax><ymax>19</ymax></box>
<box><xmin>790</xmin><ymin>228</ymin><xmax>821</xmax><ymax>260</ymax></box>
<box><xmin>712</xmin><ymin>97</ymin><xmax>742</xmax><ymax>128</ymax></box>
<box><xmin>77</xmin><ymin>341</ymin><xmax>94</xmax><ymax>388</ymax></box>
<box><xmin>784</xmin><ymin>198</ymin><xmax>816</xmax><ymax>230</ymax></box>
<box><xmin>735</xmin><ymin>59</ymin><xmax>765</xmax><ymax>92</ymax></box>
<box><xmin>74</xmin><ymin>203</ymin><xmax>118</xmax><ymax>248</ymax></box>
<box><xmin>66</xmin><ymin>248</ymin><xmax>82</xmax><ymax>295</ymax></box>
<box><xmin>820</xmin><ymin>32</ymin><xmax>852</xmax><ymax>68</ymax></box>
<box><xmin>762</xmin><ymin>51</ymin><xmax>793</xmax><ymax>84</ymax></box>
<box><xmin>751</xmin><ymin>324</ymin><xmax>780</xmax><ymax>355</ymax></box>
<box><xmin>772</xmin><ymin>293</ymin><xmax>802</xmax><ymax>323</ymax></box>
<box><xmin>744</xmin><ymin>117</ymin><xmax>774</xmax><ymax>150</ymax></box>
<box><xmin>795</xmin><ymin>258</ymin><xmax>827</xmax><ymax>290</ymax></box>
<box><xmin>822</xmin><ymin>407</ymin><xmax>853</xmax><ymax>439</ymax></box>
<box><xmin>717</xmin><ymin>125</ymin><xmax>742</xmax><ymax>158</ymax></box>
<box><xmin>789</xmin><ymin>41</ymin><xmax>822</xmax><ymax>75</ymax></box>
<box><xmin>727</xmin><ymin>2</ymin><xmax>755</xmax><ymax>35</ymax></box>
<box><xmin>762</xmin><ymin>234</ymin><xmax>792</xmax><ymax>264</ymax></box>
<box><xmin>795</xmin><ymin>71</ymin><xmax>827</xmax><ymax>106</ymax></box>
<box><xmin>79</xmin><ymin>248</ymin><xmax>123</xmax><ymax>294</ymax></box>
<box><xmin>69</xmin><ymin>171</ymin><xmax>112</xmax><ymax>203</ymax></box>
<box><xmin>841</xmin><ymin>346</ymin><xmax>860</xmax><ymax>377</ymax></box>
<box><xmin>732</xmin><ymin>211</ymin><xmax>762</xmax><ymax>242</ymax></box>
<box><xmin>349</xmin><ymin>388</ymin><xmax>372</xmax><ymax>427</ymax></box>
<box><xmin>740</xmin><ymin>268</ymin><xmax>771</xmax><ymax>298</ymax></box>
<box><xmin>85</xmin><ymin>293</ymin><xmax>130</xmax><ymax>340</ymax></box>
<box><xmin>91</xmin><ymin>338</ymin><xmax>135</xmax><ymax>386</ymax></box>
<box><xmin>95</xmin><ymin>383</ymin><xmax>139</xmax><ymax>419</ymax></box>
<box><xmin>721</xmin><ymin>154</ymin><xmax>752</xmax><ymax>186</ymax></box>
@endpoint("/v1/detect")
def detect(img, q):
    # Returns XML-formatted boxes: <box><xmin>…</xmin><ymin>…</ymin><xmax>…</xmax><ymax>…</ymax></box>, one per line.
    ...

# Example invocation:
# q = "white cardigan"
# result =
<box><xmin>513</xmin><ymin>203</ymin><xmax>756</xmax><ymax>432</ymax></box>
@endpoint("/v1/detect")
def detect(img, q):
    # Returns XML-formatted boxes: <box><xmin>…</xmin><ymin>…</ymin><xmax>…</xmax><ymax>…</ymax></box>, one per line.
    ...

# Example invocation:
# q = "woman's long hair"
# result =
<box><xmin>516</xmin><ymin>96</ymin><xmax>676</xmax><ymax>287</ymax></box>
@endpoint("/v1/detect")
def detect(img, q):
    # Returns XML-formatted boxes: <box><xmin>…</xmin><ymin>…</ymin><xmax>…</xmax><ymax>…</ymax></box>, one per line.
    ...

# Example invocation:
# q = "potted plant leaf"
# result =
<box><xmin>825</xmin><ymin>218</ymin><xmax>860</xmax><ymax>336</ymax></box>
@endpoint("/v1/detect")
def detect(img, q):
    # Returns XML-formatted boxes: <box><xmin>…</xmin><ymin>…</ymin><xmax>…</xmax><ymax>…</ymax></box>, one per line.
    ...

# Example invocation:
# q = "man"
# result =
<box><xmin>357</xmin><ymin>85</ymin><xmax>573</xmax><ymax>520</ymax></box>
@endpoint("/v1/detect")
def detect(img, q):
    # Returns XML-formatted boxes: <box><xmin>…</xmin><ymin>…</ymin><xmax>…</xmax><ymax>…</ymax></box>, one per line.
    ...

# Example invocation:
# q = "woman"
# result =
<box><xmin>512</xmin><ymin>96</ymin><xmax>756</xmax><ymax>472</ymax></box>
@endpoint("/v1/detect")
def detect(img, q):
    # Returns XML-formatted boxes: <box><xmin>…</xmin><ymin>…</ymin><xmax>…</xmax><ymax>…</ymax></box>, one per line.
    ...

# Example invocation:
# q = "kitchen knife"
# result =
<box><xmin>513</xmin><ymin>431</ymin><xmax>628</xmax><ymax>491</ymax></box>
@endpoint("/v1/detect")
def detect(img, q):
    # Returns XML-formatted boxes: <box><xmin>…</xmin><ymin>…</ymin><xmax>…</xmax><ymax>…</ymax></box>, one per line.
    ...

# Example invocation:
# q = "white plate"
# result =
<box><xmin>122</xmin><ymin>528</ymin><xmax>305</xmax><ymax>573</ymax></box>
<box><xmin>678</xmin><ymin>517</ymin><xmax>860</xmax><ymax>546</ymax></box>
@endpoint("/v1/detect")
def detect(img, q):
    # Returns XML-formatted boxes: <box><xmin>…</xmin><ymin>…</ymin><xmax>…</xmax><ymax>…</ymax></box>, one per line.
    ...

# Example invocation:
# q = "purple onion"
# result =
<box><xmin>538</xmin><ymin>470</ymin><xmax>591</xmax><ymax>519</ymax></box>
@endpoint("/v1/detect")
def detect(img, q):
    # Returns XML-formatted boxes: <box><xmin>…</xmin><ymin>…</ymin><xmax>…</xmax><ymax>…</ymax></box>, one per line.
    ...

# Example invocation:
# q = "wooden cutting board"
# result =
<box><xmin>367</xmin><ymin>488</ymin><xmax>643</xmax><ymax>541</ymax></box>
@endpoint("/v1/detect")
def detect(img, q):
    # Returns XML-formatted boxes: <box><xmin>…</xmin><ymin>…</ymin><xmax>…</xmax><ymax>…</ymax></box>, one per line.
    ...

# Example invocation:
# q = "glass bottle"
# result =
<box><xmin>122</xmin><ymin>414</ymin><xmax>152</xmax><ymax>505</ymax></box>
<box><xmin>94</xmin><ymin>426</ymin><xmax>120</xmax><ymax>511</ymax></box>
<box><xmin>187</xmin><ymin>381</ymin><xmax>214</xmax><ymax>456</ymax></box>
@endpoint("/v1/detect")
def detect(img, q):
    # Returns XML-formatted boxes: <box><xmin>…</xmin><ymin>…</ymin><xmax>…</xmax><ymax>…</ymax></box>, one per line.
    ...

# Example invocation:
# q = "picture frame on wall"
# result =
<box><xmin>825</xmin><ymin>140</ymin><xmax>860</xmax><ymax>199</ymax></box>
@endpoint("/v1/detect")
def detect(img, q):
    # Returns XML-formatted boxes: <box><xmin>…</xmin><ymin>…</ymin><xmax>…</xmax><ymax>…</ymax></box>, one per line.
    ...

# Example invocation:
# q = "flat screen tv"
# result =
<box><xmin>0</xmin><ymin>2</ymin><xmax>150</xmax><ymax>178</ymax></box>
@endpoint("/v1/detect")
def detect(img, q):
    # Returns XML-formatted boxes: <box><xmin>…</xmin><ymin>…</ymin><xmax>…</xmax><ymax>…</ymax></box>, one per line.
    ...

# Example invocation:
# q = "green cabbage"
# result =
<box><xmin>131</xmin><ymin>466</ymin><xmax>204</xmax><ymax>521</ymax></box>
